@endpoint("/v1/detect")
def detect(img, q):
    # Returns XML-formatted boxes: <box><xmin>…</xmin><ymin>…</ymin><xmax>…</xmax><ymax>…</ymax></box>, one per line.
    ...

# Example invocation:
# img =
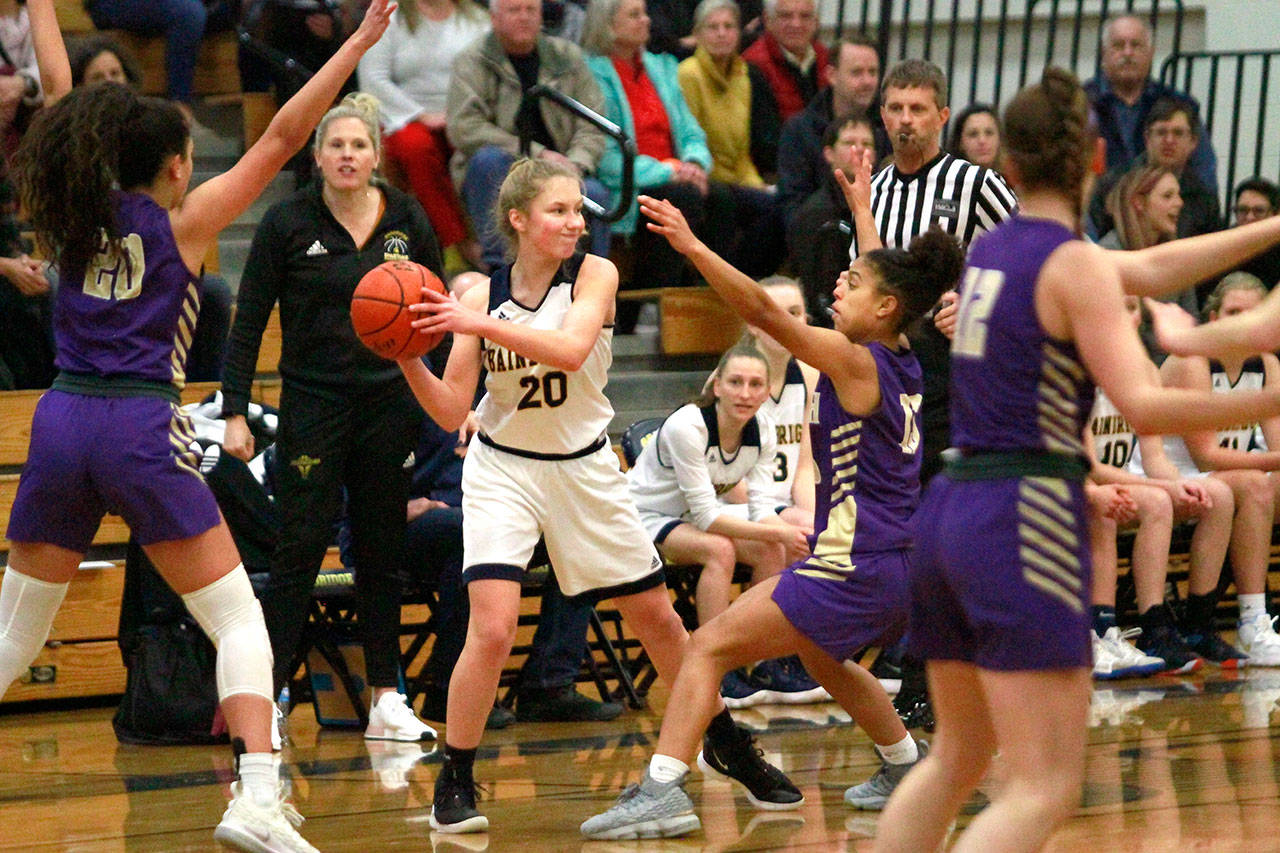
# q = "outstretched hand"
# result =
<box><xmin>833</xmin><ymin>148</ymin><xmax>875</xmax><ymax>213</ymax></box>
<box><xmin>640</xmin><ymin>194</ymin><xmax>703</xmax><ymax>256</ymax></box>
<box><xmin>351</xmin><ymin>0</ymin><xmax>396</xmax><ymax>48</ymax></box>
<box><xmin>1144</xmin><ymin>297</ymin><xmax>1197</xmax><ymax>356</ymax></box>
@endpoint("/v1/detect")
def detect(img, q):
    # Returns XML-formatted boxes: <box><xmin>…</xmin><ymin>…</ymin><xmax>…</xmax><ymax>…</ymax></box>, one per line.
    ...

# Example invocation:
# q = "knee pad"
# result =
<box><xmin>182</xmin><ymin>567</ymin><xmax>274</xmax><ymax>703</ymax></box>
<box><xmin>0</xmin><ymin>567</ymin><xmax>69</xmax><ymax>690</ymax></box>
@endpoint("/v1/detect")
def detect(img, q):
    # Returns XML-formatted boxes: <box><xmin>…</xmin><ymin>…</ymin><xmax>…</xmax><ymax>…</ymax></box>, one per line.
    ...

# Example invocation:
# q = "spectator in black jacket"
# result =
<box><xmin>1229</xmin><ymin>178</ymin><xmax>1280</xmax><ymax>289</ymax></box>
<box><xmin>776</xmin><ymin>34</ymin><xmax>887</xmax><ymax>226</ymax></box>
<box><xmin>221</xmin><ymin>93</ymin><xmax>442</xmax><ymax>742</ymax></box>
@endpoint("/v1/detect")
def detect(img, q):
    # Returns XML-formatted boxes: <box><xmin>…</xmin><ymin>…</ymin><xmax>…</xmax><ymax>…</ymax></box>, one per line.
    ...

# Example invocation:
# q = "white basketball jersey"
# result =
<box><xmin>629</xmin><ymin>403</ymin><xmax>779</xmax><ymax>530</ymax></box>
<box><xmin>757</xmin><ymin>359</ymin><xmax>808</xmax><ymax>506</ymax></box>
<box><xmin>475</xmin><ymin>263</ymin><xmax>615</xmax><ymax>455</ymax></box>
<box><xmin>1089</xmin><ymin>389</ymin><xmax>1136</xmax><ymax>470</ymax></box>
<box><xmin>1152</xmin><ymin>356</ymin><xmax>1266</xmax><ymax>476</ymax></box>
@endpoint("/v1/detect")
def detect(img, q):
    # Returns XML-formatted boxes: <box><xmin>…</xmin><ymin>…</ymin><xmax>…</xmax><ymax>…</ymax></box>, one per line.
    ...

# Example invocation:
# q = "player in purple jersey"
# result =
<box><xmin>580</xmin><ymin>189</ymin><xmax>964</xmax><ymax>838</ymax></box>
<box><xmin>874</xmin><ymin>68</ymin><xmax>1280</xmax><ymax>853</ymax></box>
<box><xmin>0</xmin><ymin>2</ymin><xmax>395</xmax><ymax>852</ymax></box>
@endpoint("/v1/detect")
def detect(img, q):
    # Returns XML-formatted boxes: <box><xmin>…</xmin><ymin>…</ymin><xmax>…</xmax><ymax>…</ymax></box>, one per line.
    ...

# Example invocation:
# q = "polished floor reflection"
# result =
<box><xmin>2</xmin><ymin>670</ymin><xmax>1280</xmax><ymax>851</ymax></box>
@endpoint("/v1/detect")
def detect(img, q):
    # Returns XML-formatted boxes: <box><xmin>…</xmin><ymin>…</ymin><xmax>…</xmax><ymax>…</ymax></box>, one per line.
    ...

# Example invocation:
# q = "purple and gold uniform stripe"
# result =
<box><xmin>1016</xmin><ymin>476</ymin><xmax>1085</xmax><ymax>613</ymax></box>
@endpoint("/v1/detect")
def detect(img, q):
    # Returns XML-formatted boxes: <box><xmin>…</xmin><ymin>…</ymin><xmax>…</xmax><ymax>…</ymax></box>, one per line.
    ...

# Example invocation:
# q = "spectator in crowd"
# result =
<box><xmin>741</xmin><ymin>0</ymin><xmax>828</xmax><ymax>123</ymax></box>
<box><xmin>1231</xmin><ymin>177</ymin><xmax>1280</xmax><ymax>288</ymax></box>
<box><xmin>446</xmin><ymin>0</ymin><xmax>610</xmax><ymax>273</ymax></box>
<box><xmin>582</xmin><ymin>0</ymin><xmax>715</xmax><ymax>330</ymax></box>
<box><xmin>543</xmin><ymin>0</ymin><xmax>586</xmax><ymax>42</ymax></box>
<box><xmin>0</xmin><ymin>0</ymin><xmax>42</xmax><ymax>159</ymax></box>
<box><xmin>404</xmin><ymin>371</ymin><xmax>625</xmax><ymax>727</ymax></box>
<box><xmin>0</xmin><ymin>177</ymin><xmax>53</xmax><ymax>390</ymax></box>
<box><xmin>239</xmin><ymin>0</ymin><xmax>365</xmax><ymax>105</ymax></box>
<box><xmin>677</xmin><ymin>0</ymin><xmax>779</xmax><ymax>185</ymax></box>
<box><xmin>358</xmin><ymin>0</ymin><xmax>487</xmax><ymax>266</ymax></box>
<box><xmin>68</xmin><ymin>34</ymin><xmax>142</xmax><ymax>87</ymax></box>
<box><xmin>786</xmin><ymin>113</ymin><xmax>873</xmax><ymax>322</ymax></box>
<box><xmin>1084</xmin><ymin>13</ymin><xmax>1216</xmax><ymax>191</ymax></box>
<box><xmin>1089</xmin><ymin>98</ymin><xmax>1220</xmax><ymax>241</ymax></box>
<box><xmin>84</xmin><ymin>0</ymin><xmax>238</xmax><ymax>108</ymax></box>
<box><xmin>776</xmin><ymin>34</ymin><xmax>886</xmax><ymax>226</ymax></box>
<box><xmin>1101</xmin><ymin>164</ymin><xmax>1199</xmax><ymax>322</ymax></box>
<box><xmin>946</xmin><ymin>102</ymin><xmax>1001</xmax><ymax>173</ymax></box>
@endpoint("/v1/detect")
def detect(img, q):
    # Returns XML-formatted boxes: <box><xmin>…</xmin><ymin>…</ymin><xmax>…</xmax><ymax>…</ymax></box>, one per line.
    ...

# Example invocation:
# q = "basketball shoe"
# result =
<box><xmin>844</xmin><ymin>739</ymin><xmax>929</xmax><ymax>810</ymax></box>
<box><xmin>1237</xmin><ymin>613</ymin><xmax>1280</xmax><ymax>666</ymax></box>
<box><xmin>697</xmin><ymin>724</ymin><xmax>804</xmax><ymax>809</ymax></box>
<box><xmin>748</xmin><ymin>656</ymin><xmax>832</xmax><ymax>704</ymax></box>
<box><xmin>430</xmin><ymin>768</ymin><xmax>488</xmax><ymax>834</ymax></box>
<box><xmin>579</xmin><ymin>770</ymin><xmax>701</xmax><ymax>839</ymax></box>
<box><xmin>214</xmin><ymin>782</ymin><xmax>318</xmax><ymax>853</ymax></box>
<box><xmin>1091</xmin><ymin>627</ymin><xmax>1165</xmax><ymax>679</ymax></box>
<box><xmin>365</xmin><ymin>691</ymin><xmax>437</xmax><ymax>742</ymax></box>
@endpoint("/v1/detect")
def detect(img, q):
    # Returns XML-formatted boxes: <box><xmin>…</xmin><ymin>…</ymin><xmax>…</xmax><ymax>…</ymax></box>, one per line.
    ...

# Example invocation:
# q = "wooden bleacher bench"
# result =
<box><xmin>616</xmin><ymin>286</ymin><xmax>746</xmax><ymax>355</ymax></box>
<box><xmin>55</xmin><ymin>0</ymin><xmax>242</xmax><ymax>98</ymax></box>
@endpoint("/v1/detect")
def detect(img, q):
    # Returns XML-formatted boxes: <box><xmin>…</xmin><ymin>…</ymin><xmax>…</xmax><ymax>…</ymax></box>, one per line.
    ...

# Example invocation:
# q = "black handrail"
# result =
<box><xmin>235</xmin><ymin>26</ymin><xmax>315</xmax><ymax>85</ymax></box>
<box><xmin>521</xmin><ymin>85</ymin><xmax>637</xmax><ymax>225</ymax></box>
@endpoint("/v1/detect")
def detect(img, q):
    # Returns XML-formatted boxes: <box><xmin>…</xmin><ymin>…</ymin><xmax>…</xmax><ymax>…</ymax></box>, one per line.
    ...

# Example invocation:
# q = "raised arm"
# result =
<box><xmin>1149</xmin><ymin>287</ymin><xmax>1280</xmax><ymax>361</ymax></box>
<box><xmin>1045</xmin><ymin>241</ymin><xmax>1280</xmax><ymax>436</ymax></box>
<box><xmin>26</xmin><ymin>0</ymin><xmax>71</xmax><ymax>104</ymax></box>
<box><xmin>834</xmin><ymin>149</ymin><xmax>881</xmax><ymax>254</ymax></box>
<box><xmin>409</xmin><ymin>254</ymin><xmax>616</xmax><ymax>372</ymax></box>
<box><xmin>170</xmin><ymin>0</ymin><xmax>395</xmax><ymax>271</ymax></box>
<box><xmin>639</xmin><ymin>194</ymin><xmax>878</xmax><ymax>405</ymax></box>
<box><xmin>1112</xmin><ymin>214</ymin><xmax>1280</xmax><ymax>300</ymax></box>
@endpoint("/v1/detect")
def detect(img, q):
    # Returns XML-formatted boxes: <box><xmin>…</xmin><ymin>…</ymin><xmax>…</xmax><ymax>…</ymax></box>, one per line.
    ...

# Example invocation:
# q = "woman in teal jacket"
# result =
<box><xmin>582</xmin><ymin>0</ymin><xmax>715</xmax><ymax>332</ymax></box>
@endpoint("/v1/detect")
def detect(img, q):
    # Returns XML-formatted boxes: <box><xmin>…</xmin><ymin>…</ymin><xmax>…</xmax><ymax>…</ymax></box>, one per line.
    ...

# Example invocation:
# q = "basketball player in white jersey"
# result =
<box><xmin>396</xmin><ymin>157</ymin><xmax>804</xmax><ymax>835</ymax></box>
<box><xmin>1157</xmin><ymin>273</ymin><xmax>1280</xmax><ymax>667</ymax></box>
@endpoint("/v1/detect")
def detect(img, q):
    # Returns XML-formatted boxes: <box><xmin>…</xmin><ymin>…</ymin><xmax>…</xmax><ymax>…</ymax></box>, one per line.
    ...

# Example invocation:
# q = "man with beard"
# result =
<box><xmin>846</xmin><ymin>59</ymin><xmax>1017</xmax><ymax>732</ymax></box>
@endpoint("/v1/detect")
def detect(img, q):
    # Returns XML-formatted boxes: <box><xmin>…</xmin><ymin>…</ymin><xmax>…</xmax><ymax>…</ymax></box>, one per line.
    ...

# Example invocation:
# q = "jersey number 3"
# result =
<box><xmin>517</xmin><ymin>371</ymin><xmax>568</xmax><ymax>410</ymax></box>
<box><xmin>83</xmin><ymin>233</ymin><xmax>146</xmax><ymax>301</ymax></box>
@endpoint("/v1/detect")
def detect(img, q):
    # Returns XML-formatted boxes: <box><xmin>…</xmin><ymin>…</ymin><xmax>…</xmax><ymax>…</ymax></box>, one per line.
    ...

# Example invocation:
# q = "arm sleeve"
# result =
<box><xmin>974</xmin><ymin>170</ymin><xmax>1019</xmax><ymax>233</ymax></box>
<box><xmin>745</xmin><ymin>417</ymin><xmax>780</xmax><ymax>521</ymax></box>
<box><xmin>221</xmin><ymin>208</ymin><xmax>285</xmax><ymax>417</ymax></box>
<box><xmin>659</xmin><ymin>414</ymin><xmax>724</xmax><ymax>531</ymax></box>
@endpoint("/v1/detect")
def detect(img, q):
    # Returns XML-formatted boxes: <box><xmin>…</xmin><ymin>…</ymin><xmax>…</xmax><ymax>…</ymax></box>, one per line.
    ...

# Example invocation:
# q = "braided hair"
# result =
<box><xmin>1002</xmin><ymin>66</ymin><xmax>1094</xmax><ymax>223</ymax></box>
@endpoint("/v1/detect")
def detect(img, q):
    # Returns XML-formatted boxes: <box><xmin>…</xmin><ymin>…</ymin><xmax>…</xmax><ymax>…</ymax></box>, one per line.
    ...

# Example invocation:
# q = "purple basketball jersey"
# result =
<box><xmin>949</xmin><ymin>216</ymin><xmax>1095</xmax><ymax>457</ymax></box>
<box><xmin>53</xmin><ymin>191</ymin><xmax>200</xmax><ymax>388</ymax></box>
<box><xmin>802</xmin><ymin>341</ymin><xmax>923</xmax><ymax>573</ymax></box>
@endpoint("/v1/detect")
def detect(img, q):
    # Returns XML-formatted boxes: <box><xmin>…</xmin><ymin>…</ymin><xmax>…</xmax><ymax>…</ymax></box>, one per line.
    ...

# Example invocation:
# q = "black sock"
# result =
<box><xmin>1092</xmin><ymin>605</ymin><xmax>1117</xmax><ymax>636</ymax></box>
<box><xmin>1181</xmin><ymin>592</ymin><xmax>1218</xmax><ymax>635</ymax></box>
<box><xmin>706</xmin><ymin>708</ymin><xmax>738</xmax><ymax>743</ymax></box>
<box><xmin>443</xmin><ymin>744</ymin><xmax>477</xmax><ymax>781</ymax></box>
<box><xmin>1139</xmin><ymin>604</ymin><xmax>1172</xmax><ymax>632</ymax></box>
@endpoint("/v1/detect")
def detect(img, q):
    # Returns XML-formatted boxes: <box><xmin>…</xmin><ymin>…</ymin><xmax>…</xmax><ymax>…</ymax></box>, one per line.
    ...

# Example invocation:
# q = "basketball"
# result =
<box><xmin>350</xmin><ymin>261</ymin><xmax>447</xmax><ymax>360</ymax></box>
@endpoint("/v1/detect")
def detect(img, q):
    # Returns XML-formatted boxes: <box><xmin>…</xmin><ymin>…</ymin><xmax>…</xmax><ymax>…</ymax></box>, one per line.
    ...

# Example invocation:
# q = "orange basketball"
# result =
<box><xmin>350</xmin><ymin>261</ymin><xmax>447</xmax><ymax>360</ymax></box>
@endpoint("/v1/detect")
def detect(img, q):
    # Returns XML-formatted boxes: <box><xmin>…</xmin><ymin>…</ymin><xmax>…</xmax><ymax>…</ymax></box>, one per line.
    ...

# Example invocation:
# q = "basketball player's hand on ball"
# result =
<box><xmin>1144</xmin><ymin>297</ymin><xmax>1198</xmax><ymax>356</ymax></box>
<box><xmin>223</xmin><ymin>415</ymin><xmax>255</xmax><ymax>463</ymax></box>
<box><xmin>410</xmin><ymin>287</ymin><xmax>484</xmax><ymax>337</ymax></box>
<box><xmin>639</xmin><ymin>195</ymin><xmax>702</xmax><ymax>256</ymax></box>
<box><xmin>1169</xmin><ymin>479</ymin><xmax>1212</xmax><ymax>517</ymax></box>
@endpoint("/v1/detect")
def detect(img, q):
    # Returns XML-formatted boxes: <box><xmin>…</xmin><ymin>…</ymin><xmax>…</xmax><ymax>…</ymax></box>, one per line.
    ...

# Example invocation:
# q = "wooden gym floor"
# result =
<box><xmin>3</xmin><ymin>669</ymin><xmax>1280</xmax><ymax>851</ymax></box>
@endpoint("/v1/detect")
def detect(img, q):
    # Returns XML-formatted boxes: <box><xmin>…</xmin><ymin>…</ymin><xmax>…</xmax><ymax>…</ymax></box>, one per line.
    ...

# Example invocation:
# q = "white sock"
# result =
<box><xmin>238</xmin><ymin>753</ymin><xmax>280</xmax><ymax>808</ymax></box>
<box><xmin>876</xmin><ymin>733</ymin><xmax>919</xmax><ymax>765</ymax></box>
<box><xmin>1240</xmin><ymin>594</ymin><xmax>1268</xmax><ymax>627</ymax></box>
<box><xmin>648</xmin><ymin>753</ymin><xmax>689</xmax><ymax>784</ymax></box>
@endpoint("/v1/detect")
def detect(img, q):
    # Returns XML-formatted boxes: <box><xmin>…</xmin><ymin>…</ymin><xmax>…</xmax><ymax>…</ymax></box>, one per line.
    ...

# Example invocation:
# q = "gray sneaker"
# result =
<box><xmin>843</xmin><ymin>739</ymin><xmax>929</xmax><ymax>810</ymax></box>
<box><xmin>580</xmin><ymin>770</ymin><xmax>701</xmax><ymax>840</ymax></box>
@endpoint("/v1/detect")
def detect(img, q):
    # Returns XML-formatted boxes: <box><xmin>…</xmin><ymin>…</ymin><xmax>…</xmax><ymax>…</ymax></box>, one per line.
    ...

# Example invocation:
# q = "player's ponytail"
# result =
<box><xmin>1003</xmin><ymin>66</ymin><xmax>1094</xmax><ymax>222</ymax></box>
<box><xmin>14</xmin><ymin>82</ymin><xmax>188</xmax><ymax>274</ymax></box>
<box><xmin>863</xmin><ymin>226</ymin><xmax>965</xmax><ymax>333</ymax></box>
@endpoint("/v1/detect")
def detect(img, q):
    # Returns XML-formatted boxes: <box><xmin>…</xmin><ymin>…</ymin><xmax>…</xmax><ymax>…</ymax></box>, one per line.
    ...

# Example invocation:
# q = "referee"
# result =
<box><xmin>848</xmin><ymin>59</ymin><xmax>1017</xmax><ymax>731</ymax></box>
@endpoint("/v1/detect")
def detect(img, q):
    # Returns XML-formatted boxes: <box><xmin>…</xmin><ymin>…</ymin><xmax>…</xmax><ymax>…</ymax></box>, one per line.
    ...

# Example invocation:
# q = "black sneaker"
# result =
<box><xmin>1181</xmin><ymin>630</ymin><xmax>1246</xmax><ymax>669</ymax></box>
<box><xmin>430</xmin><ymin>771</ymin><xmax>489</xmax><ymax>834</ymax></box>
<box><xmin>1139</xmin><ymin>624</ymin><xmax>1204</xmax><ymax>674</ymax></box>
<box><xmin>515</xmin><ymin>685</ymin><xmax>624</xmax><ymax>722</ymax></box>
<box><xmin>892</xmin><ymin>688</ymin><xmax>935</xmax><ymax>732</ymax></box>
<box><xmin>698</xmin><ymin>724</ymin><xmax>804</xmax><ymax>810</ymax></box>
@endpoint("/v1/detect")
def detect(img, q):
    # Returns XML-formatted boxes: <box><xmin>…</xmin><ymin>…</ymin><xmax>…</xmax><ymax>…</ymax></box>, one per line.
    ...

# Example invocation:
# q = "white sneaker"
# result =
<box><xmin>1237</xmin><ymin>614</ymin><xmax>1280</xmax><ymax>667</ymax></box>
<box><xmin>214</xmin><ymin>782</ymin><xmax>318</xmax><ymax>853</ymax></box>
<box><xmin>1093</xmin><ymin>627</ymin><xmax>1165</xmax><ymax>680</ymax></box>
<box><xmin>365</xmin><ymin>692</ymin><xmax>438</xmax><ymax>742</ymax></box>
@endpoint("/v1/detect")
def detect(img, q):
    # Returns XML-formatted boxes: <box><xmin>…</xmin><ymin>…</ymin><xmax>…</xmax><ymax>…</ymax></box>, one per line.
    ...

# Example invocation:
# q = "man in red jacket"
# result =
<box><xmin>742</xmin><ymin>0</ymin><xmax>830</xmax><ymax>121</ymax></box>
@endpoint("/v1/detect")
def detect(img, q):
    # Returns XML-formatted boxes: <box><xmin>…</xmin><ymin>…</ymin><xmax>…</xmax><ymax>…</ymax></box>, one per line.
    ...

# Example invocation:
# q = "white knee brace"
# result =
<box><xmin>0</xmin><ymin>566</ymin><xmax>69</xmax><ymax>692</ymax></box>
<box><xmin>182</xmin><ymin>566</ymin><xmax>274</xmax><ymax>702</ymax></box>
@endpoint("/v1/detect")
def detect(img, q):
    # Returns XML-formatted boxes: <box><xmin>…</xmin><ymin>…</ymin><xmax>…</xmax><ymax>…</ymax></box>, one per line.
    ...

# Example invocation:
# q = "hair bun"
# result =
<box><xmin>341</xmin><ymin>91</ymin><xmax>382</xmax><ymax>122</ymax></box>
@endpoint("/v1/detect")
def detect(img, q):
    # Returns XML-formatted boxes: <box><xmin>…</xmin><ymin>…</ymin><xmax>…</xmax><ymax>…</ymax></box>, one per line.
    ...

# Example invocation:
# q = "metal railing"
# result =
<box><xmin>1160</xmin><ymin>49</ymin><xmax>1280</xmax><ymax>219</ymax></box>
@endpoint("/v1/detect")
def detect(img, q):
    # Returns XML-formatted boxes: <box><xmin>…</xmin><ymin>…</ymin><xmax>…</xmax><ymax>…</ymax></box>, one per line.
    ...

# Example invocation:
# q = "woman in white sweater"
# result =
<box><xmin>357</xmin><ymin>0</ymin><xmax>487</xmax><ymax>258</ymax></box>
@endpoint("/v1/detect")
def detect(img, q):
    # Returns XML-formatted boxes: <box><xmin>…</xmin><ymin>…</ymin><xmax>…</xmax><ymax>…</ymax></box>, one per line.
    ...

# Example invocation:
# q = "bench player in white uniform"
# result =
<box><xmin>1082</xmin><ymin>296</ymin><xmax>1234</xmax><ymax>676</ymax></box>
<box><xmin>1156</xmin><ymin>273</ymin><xmax>1280</xmax><ymax>666</ymax></box>
<box><xmin>397</xmin><ymin>158</ymin><xmax>805</xmax><ymax>835</ymax></box>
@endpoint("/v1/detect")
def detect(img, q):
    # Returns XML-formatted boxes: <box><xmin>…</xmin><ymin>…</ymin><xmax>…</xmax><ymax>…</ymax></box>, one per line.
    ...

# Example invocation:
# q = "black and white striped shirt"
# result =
<box><xmin>850</xmin><ymin>151</ymin><xmax>1018</xmax><ymax>258</ymax></box>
